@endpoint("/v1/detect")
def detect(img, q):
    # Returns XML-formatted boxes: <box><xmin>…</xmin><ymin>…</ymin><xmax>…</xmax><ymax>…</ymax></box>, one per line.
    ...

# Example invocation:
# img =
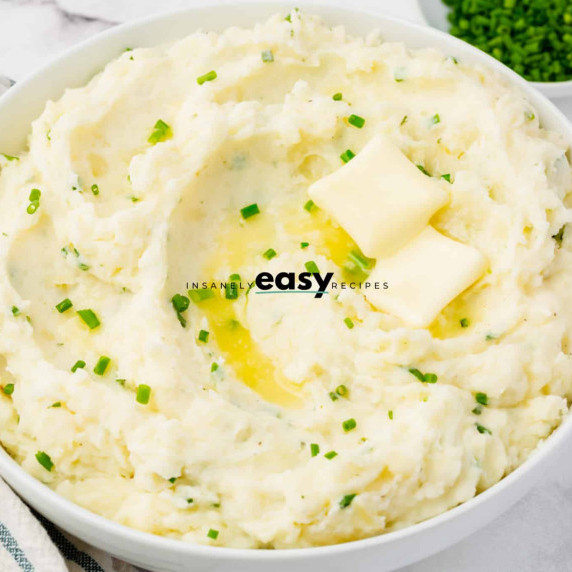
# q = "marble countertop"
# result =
<box><xmin>1</xmin><ymin>1</ymin><xmax>572</xmax><ymax>571</ymax></box>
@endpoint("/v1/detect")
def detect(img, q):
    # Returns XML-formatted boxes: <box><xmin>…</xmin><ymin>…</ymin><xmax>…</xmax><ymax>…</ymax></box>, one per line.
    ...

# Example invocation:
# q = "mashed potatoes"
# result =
<box><xmin>0</xmin><ymin>10</ymin><xmax>572</xmax><ymax>548</ymax></box>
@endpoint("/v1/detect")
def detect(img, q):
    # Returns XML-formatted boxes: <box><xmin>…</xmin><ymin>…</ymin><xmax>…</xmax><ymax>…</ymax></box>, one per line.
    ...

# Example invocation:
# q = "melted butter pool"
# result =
<box><xmin>198</xmin><ymin>203</ymin><xmax>363</xmax><ymax>407</ymax></box>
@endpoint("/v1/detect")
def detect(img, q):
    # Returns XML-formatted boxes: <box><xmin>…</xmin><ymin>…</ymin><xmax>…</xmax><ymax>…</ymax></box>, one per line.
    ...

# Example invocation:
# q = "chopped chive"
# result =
<box><xmin>3</xmin><ymin>384</ymin><xmax>14</xmax><ymax>396</ymax></box>
<box><xmin>188</xmin><ymin>288</ymin><xmax>215</xmax><ymax>303</ymax></box>
<box><xmin>460</xmin><ymin>317</ymin><xmax>469</xmax><ymax>328</ymax></box>
<box><xmin>1</xmin><ymin>153</ymin><xmax>19</xmax><ymax>161</ymax></box>
<box><xmin>340</xmin><ymin>149</ymin><xmax>356</xmax><ymax>163</ymax></box>
<box><xmin>148</xmin><ymin>119</ymin><xmax>172</xmax><ymax>145</ymax></box>
<box><xmin>261</xmin><ymin>49</ymin><xmax>274</xmax><ymax>62</ymax></box>
<box><xmin>300</xmin><ymin>241</ymin><xmax>309</xmax><ymax>249</ymax></box>
<box><xmin>187</xmin><ymin>498</ymin><xmax>194</xmax><ymax>504</ymax></box>
<box><xmin>335</xmin><ymin>384</ymin><xmax>349</xmax><ymax>398</ymax></box>
<box><xmin>172</xmin><ymin>293</ymin><xmax>190</xmax><ymax>312</ymax></box>
<box><xmin>332</xmin><ymin>92</ymin><xmax>343</xmax><ymax>101</ymax></box>
<box><xmin>136</xmin><ymin>384</ymin><xmax>151</xmax><ymax>404</ymax></box>
<box><xmin>225</xmin><ymin>274</ymin><xmax>240</xmax><ymax>300</ymax></box>
<box><xmin>197</xmin><ymin>70</ymin><xmax>217</xmax><ymax>85</ymax></box>
<box><xmin>305</xmin><ymin>260</ymin><xmax>320</xmax><ymax>274</ymax></box>
<box><xmin>342</xmin><ymin>418</ymin><xmax>357</xmax><ymax>432</ymax></box>
<box><xmin>400</xmin><ymin>115</ymin><xmax>408</xmax><ymax>126</ymax></box>
<box><xmin>71</xmin><ymin>360</ymin><xmax>85</xmax><ymax>373</ymax></box>
<box><xmin>324</xmin><ymin>450</ymin><xmax>338</xmax><ymax>460</ymax></box>
<box><xmin>329</xmin><ymin>391</ymin><xmax>339</xmax><ymax>401</ymax></box>
<box><xmin>11</xmin><ymin>306</ymin><xmax>20</xmax><ymax>316</ymax></box>
<box><xmin>310</xmin><ymin>443</ymin><xmax>320</xmax><ymax>457</ymax></box>
<box><xmin>116</xmin><ymin>378</ymin><xmax>126</xmax><ymax>386</ymax></box>
<box><xmin>207</xmin><ymin>529</ymin><xmax>219</xmax><ymax>540</ymax></box>
<box><xmin>476</xmin><ymin>423</ymin><xmax>492</xmax><ymax>435</ymax></box>
<box><xmin>35</xmin><ymin>451</ymin><xmax>54</xmax><ymax>472</ymax></box>
<box><xmin>93</xmin><ymin>356</ymin><xmax>111</xmax><ymax>376</ymax></box>
<box><xmin>441</xmin><ymin>173</ymin><xmax>452</xmax><ymax>183</ymax></box>
<box><xmin>198</xmin><ymin>329</ymin><xmax>209</xmax><ymax>343</ymax></box>
<box><xmin>50</xmin><ymin>402</ymin><xmax>62</xmax><ymax>408</ymax></box>
<box><xmin>339</xmin><ymin>493</ymin><xmax>357</xmax><ymax>508</ymax></box>
<box><xmin>430</xmin><ymin>113</ymin><xmax>441</xmax><ymax>125</ymax></box>
<box><xmin>171</xmin><ymin>293</ymin><xmax>190</xmax><ymax>328</ymax></box>
<box><xmin>55</xmin><ymin>298</ymin><xmax>73</xmax><ymax>313</ymax></box>
<box><xmin>485</xmin><ymin>333</ymin><xmax>497</xmax><ymax>341</ymax></box>
<box><xmin>303</xmin><ymin>199</ymin><xmax>316</xmax><ymax>213</ymax></box>
<box><xmin>211</xmin><ymin>362</ymin><xmax>219</xmax><ymax>372</ymax></box>
<box><xmin>417</xmin><ymin>164</ymin><xmax>431</xmax><ymax>176</ymax></box>
<box><xmin>91</xmin><ymin>184</ymin><xmax>99</xmax><ymax>195</ymax></box>
<box><xmin>475</xmin><ymin>392</ymin><xmax>488</xmax><ymax>406</ymax></box>
<box><xmin>77</xmin><ymin>309</ymin><xmax>100</xmax><ymax>330</ymax></box>
<box><xmin>525</xmin><ymin>111</ymin><xmax>535</xmax><ymax>121</ymax></box>
<box><xmin>344</xmin><ymin>249</ymin><xmax>374</xmax><ymax>277</ymax></box>
<box><xmin>348</xmin><ymin>114</ymin><xmax>365</xmax><ymax>129</ymax></box>
<box><xmin>168</xmin><ymin>477</ymin><xmax>177</xmax><ymax>484</ymax></box>
<box><xmin>263</xmin><ymin>248</ymin><xmax>277</xmax><ymax>260</ymax></box>
<box><xmin>29</xmin><ymin>189</ymin><xmax>41</xmax><ymax>202</ymax></box>
<box><xmin>240</xmin><ymin>203</ymin><xmax>260</xmax><ymax>219</ymax></box>
<box><xmin>472</xmin><ymin>406</ymin><xmax>482</xmax><ymax>415</ymax></box>
<box><xmin>344</xmin><ymin>317</ymin><xmax>354</xmax><ymax>329</ymax></box>
<box><xmin>408</xmin><ymin>368</ymin><xmax>438</xmax><ymax>383</ymax></box>
<box><xmin>388</xmin><ymin>410</ymin><xmax>393</xmax><ymax>420</ymax></box>
<box><xmin>553</xmin><ymin>226</ymin><xmax>566</xmax><ymax>246</ymax></box>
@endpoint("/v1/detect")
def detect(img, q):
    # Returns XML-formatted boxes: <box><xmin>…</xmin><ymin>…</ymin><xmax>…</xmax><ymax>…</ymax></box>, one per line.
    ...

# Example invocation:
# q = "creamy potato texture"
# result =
<box><xmin>1</xmin><ymin>11</ymin><xmax>572</xmax><ymax>548</ymax></box>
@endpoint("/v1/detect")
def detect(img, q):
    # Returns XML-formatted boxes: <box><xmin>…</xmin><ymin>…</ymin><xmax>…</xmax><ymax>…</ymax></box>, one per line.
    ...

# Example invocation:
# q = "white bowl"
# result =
<box><xmin>1</xmin><ymin>3</ymin><xmax>571</xmax><ymax>571</ymax></box>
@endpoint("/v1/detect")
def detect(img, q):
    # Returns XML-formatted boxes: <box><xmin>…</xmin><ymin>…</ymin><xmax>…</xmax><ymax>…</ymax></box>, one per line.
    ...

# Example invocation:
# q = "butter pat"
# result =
<box><xmin>308</xmin><ymin>134</ymin><xmax>449</xmax><ymax>258</ymax></box>
<box><xmin>365</xmin><ymin>227</ymin><xmax>487</xmax><ymax>327</ymax></box>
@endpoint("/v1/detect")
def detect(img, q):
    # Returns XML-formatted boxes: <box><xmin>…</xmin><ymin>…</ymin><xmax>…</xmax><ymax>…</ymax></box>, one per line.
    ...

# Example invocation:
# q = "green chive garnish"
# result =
<box><xmin>417</xmin><ymin>165</ymin><xmax>431</xmax><ymax>176</ymax></box>
<box><xmin>91</xmin><ymin>184</ymin><xmax>99</xmax><ymax>195</ymax></box>
<box><xmin>344</xmin><ymin>317</ymin><xmax>354</xmax><ymax>329</ymax></box>
<box><xmin>35</xmin><ymin>451</ymin><xmax>54</xmax><ymax>472</ymax></box>
<box><xmin>460</xmin><ymin>317</ymin><xmax>469</xmax><ymax>327</ymax></box>
<box><xmin>441</xmin><ymin>173</ymin><xmax>452</xmax><ymax>183</ymax></box>
<box><xmin>300</xmin><ymin>242</ymin><xmax>309</xmax><ymax>249</ymax></box>
<box><xmin>335</xmin><ymin>384</ymin><xmax>349</xmax><ymax>398</ymax></box>
<box><xmin>304</xmin><ymin>199</ymin><xmax>316</xmax><ymax>213</ymax></box>
<box><xmin>93</xmin><ymin>356</ymin><xmax>110</xmax><ymax>376</ymax></box>
<box><xmin>261</xmin><ymin>50</ymin><xmax>274</xmax><ymax>62</ymax></box>
<box><xmin>77</xmin><ymin>309</ymin><xmax>100</xmax><ymax>330</ymax></box>
<box><xmin>50</xmin><ymin>402</ymin><xmax>62</xmax><ymax>408</ymax></box>
<box><xmin>472</xmin><ymin>406</ymin><xmax>482</xmax><ymax>415</ymax></box>
<box><xmin>430</xmin><ymin>113</ymin><xmax>441</xmax><ymax>125</ymax></box>
<box><xmin>11</xmin><ymin>306</ymin><xmax>20</xmax><ymax>316</ymax></box>
<box><xmin>172</xmin><ymin>293</ymin><xmax>190</xmax><ymax>328</ymax></box>
<box><xmin>136</xmin><ymin>384</ymin><xmax>151</xmax><ymax>404</ymax></box>
<box><xmin>388</xmin><ymin>410</ymin><xmax>393</xmax><ymax>420</ymax></box>
<box><xmin>3</xmin><ymin>384</ymin><xmax>14</xmax><ymax>396</ymax></box>
<box><xmin>332</xmin><ymin>92</ymin><xmax>343</xmax><ymax>101</ymax></box>
<box><xmin>188</xmin><ymin>288</ymin><xmax>215</xmax><ymax>303</ymax></box>
<box><xmin>27</xmin><ymin>188</ymin><xmax>41</xmax><ymax>214</ymax></box>
<box><xmin>1</xmin><ymin>153</ymin><xmax>19</xmax><ymax>161</ymax></box>
<box><xmin>400</xmin><ymin>115</ymin><xmax>408</xmax><ymax>126</ymax></box>
<box><xmin>339</xmin><ymin>493</ymin><xmax>357</xmax><ymax>508</ymax></box>
<box><xmin>211</xmin><ymin>362</ymin><xmax>219</xmax><ymax>372</ymax></box>
<box><xmin>476</xmin><ymin>423</ymin><xmax>492</xmax><ymax>435</ymax></box>
<box><xmin>305</xmin><ymin>261</ymin><xmax>320</xmax><ymax>274</ymax></box>
<box><xmin>342</xmin><ymin>418</ymin><xmax>357</xmax><ymax>432</ymax></box>
<box><xmin>225</xmin><ymin>274</ymin><xmax>240</xmax><ymax>300</ymax></box>
<box><xmin>198</xmin><ymin>329</ymin><xmax>209</xmax><ymax>343</ymax></box>
<box><xmin>263</xmin><ymin>248</ymin><xmax>277</xmax><ymax>260</ymax></box>
<box><xmin>168</xmin><ymin>477</ymin><xmax>177</xmax><ymax>484</ymax></box>
<box><xmin>475</xmin><ymin>392</ymin><xmax>488</xmax><ymax>406</ymax></box>
<box><xmin>348</xmin><ymin>114</ymin><xmax>365</xmax><ymax>128</ymax></box>
<box><xmin>148</xmin><ymin>119</ymin><xmax>172</xmax><ymax>145</ymax></box>
<box><xmin>340</xmin><ymin>149</ymin><xmax>356</xmax><ymax>163</ymax></box>
<box><xmin>310</xmin><ymin>443</ymin><xmax>320</xmax><ymax>457</ymax></box>
<box><xmin>55</xmin><ymin>298</ymin><xmax>73</xmax><ymax>313</ymax></box>
<box><xmin>324</xmin><ymin>450</ymin><xmax>338</xmax><ymax>460</ymax></box>
<box><xmin>240</xmin><ymin>203</ymin><xmax>260</xmax><ymax>219</ymax></box>
<box><xmin>197</xmin><ymin>70</ymin><xmax>217</xmax><ymax>85</ymax></box>
<box><xmin>71</xmin><ymin>360</ymin><xmax>85</xmax><ymax>373</ymax></box>
<box><xmin>408</xmin><ymin>368</ymin><xmax>437</xmax><ymax>383</ymax></box>
<box><xmin>207</xmin><ymin>529</ymin><xmax>219</xmax><ymax>540</ymax></box>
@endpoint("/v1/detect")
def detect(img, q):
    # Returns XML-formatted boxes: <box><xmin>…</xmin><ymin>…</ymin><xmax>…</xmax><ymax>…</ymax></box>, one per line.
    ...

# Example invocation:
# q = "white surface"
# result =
<box><xmin>0</xmin><ymin>1</ymin><xmax>572</xmax><ymax>571</ymax></box>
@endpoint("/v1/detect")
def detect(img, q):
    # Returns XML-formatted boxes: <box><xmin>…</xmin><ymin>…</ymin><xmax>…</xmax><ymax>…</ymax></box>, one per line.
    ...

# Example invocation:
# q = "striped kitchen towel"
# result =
<box><xmin>0</xmin><ymin>478</ymin><xmax>143</xmax><ymax>572</ymax></box>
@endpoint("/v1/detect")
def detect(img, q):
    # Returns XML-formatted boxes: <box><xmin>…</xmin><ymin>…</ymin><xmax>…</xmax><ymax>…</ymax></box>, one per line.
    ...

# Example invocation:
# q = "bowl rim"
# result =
<box><xmin>1</xmin><ymin>0</ymin><xmax>572</xmax><ymax>562</ymax></box>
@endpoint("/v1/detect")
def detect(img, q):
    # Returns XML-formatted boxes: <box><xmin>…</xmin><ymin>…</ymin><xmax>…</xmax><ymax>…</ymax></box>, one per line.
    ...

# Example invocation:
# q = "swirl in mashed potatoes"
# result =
<box><xmin>0</xmin><ymin>10</ymin><xmax>571</xmax><ymax>548</ymax></box>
